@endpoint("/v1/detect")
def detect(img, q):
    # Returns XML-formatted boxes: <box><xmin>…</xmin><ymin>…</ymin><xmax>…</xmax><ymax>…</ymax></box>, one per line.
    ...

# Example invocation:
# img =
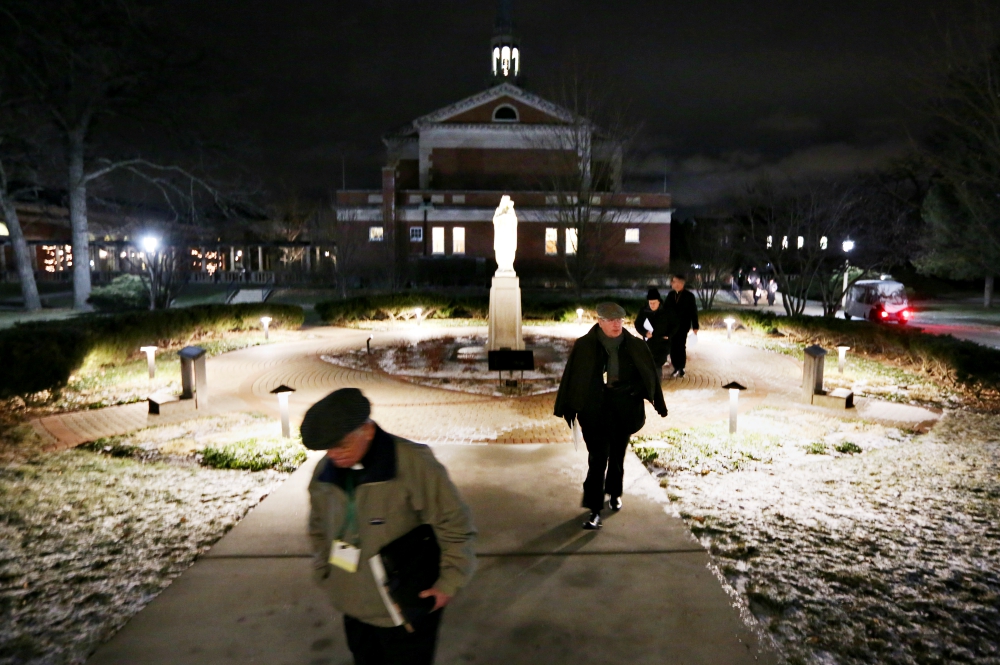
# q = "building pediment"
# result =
<box><xmin>414</xmin><ymin>83</ymin><xmax>575</xmax><ymax>128</ymax></box>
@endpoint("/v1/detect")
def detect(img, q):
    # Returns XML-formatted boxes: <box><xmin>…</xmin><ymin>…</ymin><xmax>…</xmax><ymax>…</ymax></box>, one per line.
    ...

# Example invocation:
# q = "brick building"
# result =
<box><xmin>335</xmin><ymin>5</ymin><xmax>673</xmax><ymax>288</ymax></box>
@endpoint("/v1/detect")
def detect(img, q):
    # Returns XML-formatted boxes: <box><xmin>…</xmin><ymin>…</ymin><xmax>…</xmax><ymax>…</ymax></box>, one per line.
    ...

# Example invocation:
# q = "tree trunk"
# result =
<box><xmin>0</xmin><ymin>194</ymin><xmax>42</xmax><ymax>311</ymax></box>
<box><xmin>986</xmin><ymin>275</ymin><xmax>995</xmax><ymax>308</ymax></box>
<box><xmin>68</xmin><ymin>132</ymin><xmax>92</xmax><ymax>310</ymax></box>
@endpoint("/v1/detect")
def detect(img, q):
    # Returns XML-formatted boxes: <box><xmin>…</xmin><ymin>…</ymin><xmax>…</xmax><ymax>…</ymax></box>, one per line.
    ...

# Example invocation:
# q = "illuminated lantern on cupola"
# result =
<box><xmin>490</xmin><ymin>0</ymin><xmax>521</xmax><ymax>83</ymax></box>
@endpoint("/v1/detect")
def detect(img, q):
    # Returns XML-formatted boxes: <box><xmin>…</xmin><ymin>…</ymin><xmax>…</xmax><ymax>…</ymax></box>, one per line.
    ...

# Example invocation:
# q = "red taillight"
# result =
<box><xmin>880</xmin><ymin>310</ymin><xmax>889</xmax><ymax>318</ymax></box>
<box><xmin>902</xmin><ymin>309</ymin><xmax>912</xmax><ymax>319</ymax></box>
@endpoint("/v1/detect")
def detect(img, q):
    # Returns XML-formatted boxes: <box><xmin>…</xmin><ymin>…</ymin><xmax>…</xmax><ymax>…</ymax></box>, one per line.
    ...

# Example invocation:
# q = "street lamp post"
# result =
<box><xmin>722</xmin><ymin>381</ymin><xmax>747</xmax><ymax>434</ymax></box>
<box><xmin>842</xmin><ymin>239</ymin><xmax>855</xmax><ymax>309</ymax></box>
<box><xmin>270</xmin><ymin>384</ymin><xmax>296</xmax><ymax>438</ymax></box>
<box><xmin>260</xmin><ymin>316</ymin><xmax>272</xmax><ymax>340</ymax></box>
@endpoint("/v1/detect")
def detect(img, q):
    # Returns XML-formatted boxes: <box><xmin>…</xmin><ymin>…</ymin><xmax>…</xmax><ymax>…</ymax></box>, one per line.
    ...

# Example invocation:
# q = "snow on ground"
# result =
<box><xmin>0</xmin><ymin>415</ymin><xmax>295</xmax><ymax>665</ymax></box>
<box><xmin>638</xmin><ymin>409</ymin><xmax>1000</xmax><ymax>665</ymax></box>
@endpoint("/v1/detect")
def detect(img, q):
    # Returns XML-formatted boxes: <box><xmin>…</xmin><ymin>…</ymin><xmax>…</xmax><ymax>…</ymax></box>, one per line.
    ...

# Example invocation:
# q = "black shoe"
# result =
<box><xmin>583</xmin><ymin>512</ymin><xmax>602</xmax><ymax>530</ymax></box>
<box><xmin>609</xmin><ymin>496</ymin><xmax>622</xmax><ymax>511</ymax></box>
<box><xmin>670</xmin><ymin>369</ymin><xmax>681</xmax><ymax>378</ymax></box>
<box><xmin>677</xmin><ymin>369</ymin><xmax>685</xmax><ymax>378</ymax></box>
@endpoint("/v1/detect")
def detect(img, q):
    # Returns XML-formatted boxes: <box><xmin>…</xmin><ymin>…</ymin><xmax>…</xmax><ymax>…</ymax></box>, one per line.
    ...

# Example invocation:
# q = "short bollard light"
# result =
<box><xmin>414</xmin><ymin>307</ymin><xmax>423</xmax><ymax>325</ymax></box>
<box><xmin>270</xmin><ymin>384</ymin><xmax>295</xmax><ymax>438</ymax></box>
<box><xmin>367</xmin><ymin>334</ymin><xmax>373</xmax><ymax>355</ymax></box>
<box><xmin>576</xmin><ymin>308</ymin><xmax>584</xmax><ymax>322</ymax></box>
<box><xmin>724</xmin><ymin>317</ymin><xmax>736</xmax><ymax>340</ymax></box>
<box><xmin>837</xmin><ymin>345</ymin><xmax>851</xmax><ymax>374</ymax></box>
<box><xmin>140</xmin><ymin>346</ymin><xmax>158</xmax><ymax>379</ymax></box>
<box><xmin>722</xmin><ymin>381</ymin><xmax>747</xmax><ymax>434</ymax></box>
<box><xmin>260</xmin><ymin>316</ymin><xmax>272</xmax><ymax>340</ymax></box>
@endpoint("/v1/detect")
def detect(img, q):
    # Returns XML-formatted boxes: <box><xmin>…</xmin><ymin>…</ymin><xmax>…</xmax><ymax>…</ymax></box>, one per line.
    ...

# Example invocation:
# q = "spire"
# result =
<box><xmin>490</xmin><ymin>0</ymin><xmax>520</xmax><ymax>84</ymax></box>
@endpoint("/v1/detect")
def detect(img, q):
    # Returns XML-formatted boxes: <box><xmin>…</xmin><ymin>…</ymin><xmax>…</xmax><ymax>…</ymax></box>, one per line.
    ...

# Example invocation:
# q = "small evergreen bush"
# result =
<box><xmin>87</xmin><ymin>275</ymin><xmax>149</xmax><ymax>312</ymax></box>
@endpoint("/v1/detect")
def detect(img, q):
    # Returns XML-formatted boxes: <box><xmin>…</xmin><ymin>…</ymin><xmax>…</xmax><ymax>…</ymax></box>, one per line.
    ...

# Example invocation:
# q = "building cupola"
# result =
<box><xmin>490</xmin><ymin>0</ymin><xmax>520</xmax><ymax>84</ymax></box>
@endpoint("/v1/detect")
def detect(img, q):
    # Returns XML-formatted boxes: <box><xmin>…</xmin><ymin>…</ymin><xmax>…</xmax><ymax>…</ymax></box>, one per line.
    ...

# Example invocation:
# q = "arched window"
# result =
<box><xmin>492</xmin><ymin>104</ymin><xmax>519</xmax><ymax>122</ymax></box>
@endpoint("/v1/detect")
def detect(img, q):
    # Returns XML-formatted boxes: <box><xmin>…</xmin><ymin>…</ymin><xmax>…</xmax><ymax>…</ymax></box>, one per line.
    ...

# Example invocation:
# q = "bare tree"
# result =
<box><xmin>913</xmin><ymin>2</ymin><xmax>1000</xmax><ymax>307</ymax></box>
<box><xmin>683</xmin><ymin>218</ymin><xmax>742</xmax><ymax>311</ymax></box>
<box><xmin>532</xmin><ymin>69</ymin><xmax>642</xmax><ymax>292</ymax></box>
<box><xmin>4</xmin><ymin>0</ymin><xmax>208</xmax><ymax>309</ymax></box>
<box><xmin>0</xmin><ymin>137</ymin><xmax>41</xmax><ymax>311</ymax></box>
<box><xmin>325</xmin><ymin>206</ymin><xmax>365</xmax><ymax>299</ymax></box>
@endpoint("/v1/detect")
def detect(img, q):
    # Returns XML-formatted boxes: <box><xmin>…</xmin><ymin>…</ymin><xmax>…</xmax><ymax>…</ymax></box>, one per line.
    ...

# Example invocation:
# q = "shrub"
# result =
<box><xmin>805</xmin><ymin>441</ymin><xmax>829</xmax><ymax>455</ymax></box>
<box><xmin>0</xmin><ymin>303</ymin><xmax>304</xmax><ymax>397</ymax></box>
<box><xmin>315</xmin><ymin>292</ymin><xmax>641</xmax><ymax>325</ymax></box>
<box><xmin>88</xmin><ymin>275</ymin><xmax>148</xmax><ymax>312</ymax></box>
<box><xmin>835</xmin><ymin>441</ymin><xmax>862</xmax><ymax>455</ymax></box>
<box><xmin>200</xmin><ymin>437</ymin><xmax>307</xmax><ymax>472</ymax></box>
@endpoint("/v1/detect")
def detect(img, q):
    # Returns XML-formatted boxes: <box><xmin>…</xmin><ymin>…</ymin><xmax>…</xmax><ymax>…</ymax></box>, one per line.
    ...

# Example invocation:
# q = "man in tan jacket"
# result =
<box><xmin>304</xmin><ymin>388</ymin><xmax>476</xmax><ymax>665</ymax></box>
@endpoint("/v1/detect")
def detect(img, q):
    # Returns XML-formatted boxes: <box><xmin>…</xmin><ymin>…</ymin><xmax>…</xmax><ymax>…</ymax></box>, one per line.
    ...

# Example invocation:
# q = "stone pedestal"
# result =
<box><xmin>487</xmin><ymin>274</ymin><xmax>524</xmax><ymax>351</ymax></box>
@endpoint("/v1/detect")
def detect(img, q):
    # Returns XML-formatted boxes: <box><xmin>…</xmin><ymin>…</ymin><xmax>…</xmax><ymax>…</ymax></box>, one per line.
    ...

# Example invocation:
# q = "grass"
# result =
<box><xmin>201</xmin><ymin>437</ymin><xmax>306</xmax><ymax>472</ymax></box>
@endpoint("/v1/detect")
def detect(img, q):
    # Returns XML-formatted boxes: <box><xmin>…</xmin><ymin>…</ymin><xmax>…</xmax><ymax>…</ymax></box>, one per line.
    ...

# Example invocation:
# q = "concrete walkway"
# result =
<box><xmin>88</xmin><ymin>444</ymin><xmax>775</xmax><ymax>664</ymax></box>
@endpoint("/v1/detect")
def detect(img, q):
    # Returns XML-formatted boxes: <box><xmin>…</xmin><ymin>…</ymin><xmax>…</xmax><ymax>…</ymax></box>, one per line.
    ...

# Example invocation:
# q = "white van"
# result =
<box><xmin>843</xmin><ymin>279</ymin><xmax>912</xmax><ymax>324</ymax></box>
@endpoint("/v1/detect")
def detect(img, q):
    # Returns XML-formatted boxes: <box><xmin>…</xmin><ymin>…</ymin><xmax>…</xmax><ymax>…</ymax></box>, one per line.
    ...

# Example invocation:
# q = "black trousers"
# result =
<box><xmin>646</xmin><ymin>338</ymin><xmax>669</xmax><ymax>370</ymax></box>
<box><xmin>669</xmin><ymin>330</ymin><xmax>689</xmax><ymax>372</ymax></box>
<box><xmin>344</xmin><ymin>611</ymin><xmax>443</xmax><ymax>665</ymax></box>
<box><xmin>578</xmin><ymin>411</ymin><xmax>631</xmax><ymax>513</ymax></box>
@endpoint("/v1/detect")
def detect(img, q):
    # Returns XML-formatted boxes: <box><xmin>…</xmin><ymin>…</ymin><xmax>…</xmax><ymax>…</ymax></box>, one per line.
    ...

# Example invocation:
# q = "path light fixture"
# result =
<box><xmin>270</xmin><ymin>384</ymin><xmax>296</xmax><ymax>438</ymax></box>
<box><xmin>723</xmin><ymin>317</ymin><xmax>736</xmax><ymax>340</ymax></box>
<box><xmin>576</xmin><ymin>308</ymin><xmax>584</xmax><ymax>322</ymax></box>
<box><xmin>414</xmin><ymin>307</ymin><xmax>423</xmax><ymax>325</ymax></box>
<box><xmin>837</xmin><ymin>346</ymin><xmax>851</xmax><ymax>374</ymax></box>
<box><xmin>139</xmin><ymin>346</ymin><xmax>158</xmax><ymax>379</ymax></box>
<box><xmin>722</xmin><ymin>381</ymin><xmax>747</xmax><ymax>434</ymax></box>
<box><xmin>260</xmin><ymin>316</ymin><xmax>272</xmax><ymax>340</ymax></box>
<box><xmin>367</xmin><ymin>334</ymin><xmax>373</xmax><ymax>355</ymax></box>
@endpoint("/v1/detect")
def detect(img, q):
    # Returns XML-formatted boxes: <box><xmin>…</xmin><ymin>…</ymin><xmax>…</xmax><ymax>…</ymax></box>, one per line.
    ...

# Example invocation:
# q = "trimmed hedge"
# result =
<box><xmin>316</xmin><ymin>293</ymin><xmax>643</xmax><ymax>325</ymax></box>
<box><xmin>0</xmin><ymin>303</ymin><xmax>304</xmax><ymax>397</ymax></box>
<box><xmin>701</xmin><ymin>309</ymin><xmax>1000</xmax><ymax>391</ymax></box>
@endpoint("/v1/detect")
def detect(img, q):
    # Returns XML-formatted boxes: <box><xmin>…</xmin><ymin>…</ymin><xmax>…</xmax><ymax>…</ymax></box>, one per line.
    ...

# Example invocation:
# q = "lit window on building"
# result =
<box><xmin>625</xmin><ymin>228</ymin><xmax>640</xmax><ymax>244</ymax></box>
<box><xmin>408</xmin><ymin>194</ymin><xmax>422</xmax><ymax>204</ymax></box>
<box><xmin>626</xmin><ymin>196</ymin><xmax>641</xmax><ymax>206</ymax></box>
<box><xmin>432</xmin><ymin>227</ymin><xmax>445</xmax><ymax>254</ymax></box>
<box><xmin>452</xmin><ymin>194</ymin><xmax>465</xmax><ymax>204</ymax></box>
<box><xmin>591</xmin><ymin>195</ymin><xmax>601</xmax><ymax>205</ymax></box>
<box><xmin>431</xmin><ymin>194</ymin><xmax>445</xmax><ymax>203</ymax></box>
<box><xmin>453</xmin><ymin>227</ymin><xmax>466</xmax><ymax>254</ymax></box>
<box><xmin>410</xmin><ymin>227</ymin><xmax>423</xmax><ymax>242</ymax></box>
<box><xmin>545</xmin><ymin>195</ymin><xmax>558</xmax><ymax>205</ymax></box>
<box><xmin>367</xmin><ymin>194</ymin><xmax>383</xmax><ymax>204</ymax></box>
<box><xmin>782</xmin><ymin>236</ymin><xmax>789</xmax><ymax>249</ymax></box>
<box><xmin>565</xmin><ymin>228</ymin><xmax>578</xmax><ymax>255</ymax></box>
<box><xmin>369</xmin><ymin>226</ymin><xmax>384</xmax><ymax>242</ymax></box>
<box><xmin>797</xmin><ymin>236</ymin><xmax>804</xmax><ymax>249</ymax></box>
<box><xmin>545</xmin><ymin>228</ymin><xmax>558</xmax><ymax>255</ymax></box>
<box><xmin>820</xmin><ymin>236</ymin><xmax>828</xmax><ymax>250</ymax></box>
<box><xmin>767</xmin><ymin>235</ymin><xmax>773</xmax><ymax>249</ymax></box>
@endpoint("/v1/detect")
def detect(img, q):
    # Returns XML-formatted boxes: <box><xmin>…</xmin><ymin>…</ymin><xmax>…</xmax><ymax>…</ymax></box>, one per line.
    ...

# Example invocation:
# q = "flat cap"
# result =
<box><xmin>300</xmin><ymin>388</ymin><xmax>371</xmax><ymax>450</ymax></box>
<box><xmin>595</xmin><ymin>302</ymin><xmax>626</xmax><ymax>320</ymax></box>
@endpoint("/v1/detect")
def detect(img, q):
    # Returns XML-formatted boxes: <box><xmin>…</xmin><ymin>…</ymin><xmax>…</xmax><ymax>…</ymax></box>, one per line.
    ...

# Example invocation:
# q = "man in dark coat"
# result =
<box><xmin>633</xmin><ymin>287</ymin><xmax>671</xmax><ymax>376</ymax></box>
<box><xmin>554</xmin><ymin>302</ymin><xmax>668</xmax><ymax>530</ymax></box>
<box><xmin>662</xmin><ymin>274</ymin><xmax>699</xmax><ymax>378</ymax></box>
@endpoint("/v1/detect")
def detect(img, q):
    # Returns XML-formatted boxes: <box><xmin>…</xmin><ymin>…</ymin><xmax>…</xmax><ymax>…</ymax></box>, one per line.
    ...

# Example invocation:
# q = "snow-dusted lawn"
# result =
<box><xmin>0</xmin><ymin>414</ymin><xmax>298</xmax><ymax>665</ymax></box>
<box><xmin>638</xmin><ymin>409</ymin><xmax>1000</xmax><ymax>664</ymax></box>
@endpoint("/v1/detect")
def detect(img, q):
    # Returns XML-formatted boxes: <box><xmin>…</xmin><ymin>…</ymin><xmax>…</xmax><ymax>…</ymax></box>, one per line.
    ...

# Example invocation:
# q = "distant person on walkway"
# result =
<box><xmin>767</xmin><ymin>279</ymin><xmax>777</xmax><ymax>307</ymax></box>
<box><xmin>662</xmin><ymin>274</ymin><xmax>699</xmax><ymax>378</ymax></box>
<box><xmin>634</xmin><ymin>287</ymin><xmax>671</xmax><ymax>376</ymax></box>
<box><xmin>305</xmin><ymin>388</ymin><xmax>476</xmax><ymax>665</ymax></box>
<box><xmin>554</xmin><ymin>302</ymin><xmax>668</xmax><ymax>530</ymax></box>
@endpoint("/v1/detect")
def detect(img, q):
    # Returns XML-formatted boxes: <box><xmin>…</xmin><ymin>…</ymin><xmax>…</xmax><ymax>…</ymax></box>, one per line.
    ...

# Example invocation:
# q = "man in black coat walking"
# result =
<box><xmin>634</xmin><ymin>287</ymin><xmax>671</xmax><ymax>376</ymax></box>
<box><xmin>662</xmin><ymin>274</ymin><xmax>699</xmax><ymax>378</ymax></box>
<box><xmin>554</xmin><ymin>302</ymin><xmax>668</xmax><ymax>530</ymax></box>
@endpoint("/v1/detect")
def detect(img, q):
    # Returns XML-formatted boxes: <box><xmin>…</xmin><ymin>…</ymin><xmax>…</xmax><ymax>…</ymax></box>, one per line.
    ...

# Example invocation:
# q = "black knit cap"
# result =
<box><xmin>646</xmin><ymin>287</ymin><xmax>661</xmax><ymax>300</ymax></box>
<box><xmin>300</xmin><ymin>388</ymin><xmax>372</xmax><ymax>450</ymax></box>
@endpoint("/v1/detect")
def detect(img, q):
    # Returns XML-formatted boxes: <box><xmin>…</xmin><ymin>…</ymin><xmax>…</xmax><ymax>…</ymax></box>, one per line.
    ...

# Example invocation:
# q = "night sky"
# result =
<box><xmin>175</xmin><ymin>0</ymin><xmax>969</xmax><ymax>213</ymax></box>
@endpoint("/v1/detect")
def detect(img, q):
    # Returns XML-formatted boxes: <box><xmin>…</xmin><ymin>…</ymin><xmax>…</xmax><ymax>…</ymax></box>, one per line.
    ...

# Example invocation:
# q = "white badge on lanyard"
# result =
<box><xmin>330</xmin><ymin>540</ymin><xmax>361</xmax><ymax>573</ymax></box>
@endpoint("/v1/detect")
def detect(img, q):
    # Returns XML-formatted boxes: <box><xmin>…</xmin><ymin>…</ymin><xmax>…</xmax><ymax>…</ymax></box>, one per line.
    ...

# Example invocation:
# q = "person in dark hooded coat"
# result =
<box><xmin>634</xmin><ymin>287</ymin><xmax>671</xmax><ymax>375</ymax></box>
<box><xmin>554</xmin><ymin>302</ymin><xmax>668</xmax><ymax>530</ymax></box>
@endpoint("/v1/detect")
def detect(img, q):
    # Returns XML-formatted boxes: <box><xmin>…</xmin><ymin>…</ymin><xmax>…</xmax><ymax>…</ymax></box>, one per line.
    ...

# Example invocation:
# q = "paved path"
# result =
<box><xmin>28</xmin><ymin>324</ymin><xmax>940</xmax><ymax>664</ymax></box>
<box><xmin>34</xmin><ymin>325</ymin><xmax>940</xmax><ymax>450</ymax></box>
<box><xmin>88</xmin><ymin>444</ymin><xmax>776</xmax><ymax>665</ymax></box>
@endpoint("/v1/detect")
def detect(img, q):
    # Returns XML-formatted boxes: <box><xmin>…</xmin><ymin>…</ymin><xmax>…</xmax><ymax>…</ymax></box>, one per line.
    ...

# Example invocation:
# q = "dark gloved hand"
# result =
<box><xmin>657</xmin><ymin>407</ymin><xmax>668</xmax><ymax>418</ymax></box>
